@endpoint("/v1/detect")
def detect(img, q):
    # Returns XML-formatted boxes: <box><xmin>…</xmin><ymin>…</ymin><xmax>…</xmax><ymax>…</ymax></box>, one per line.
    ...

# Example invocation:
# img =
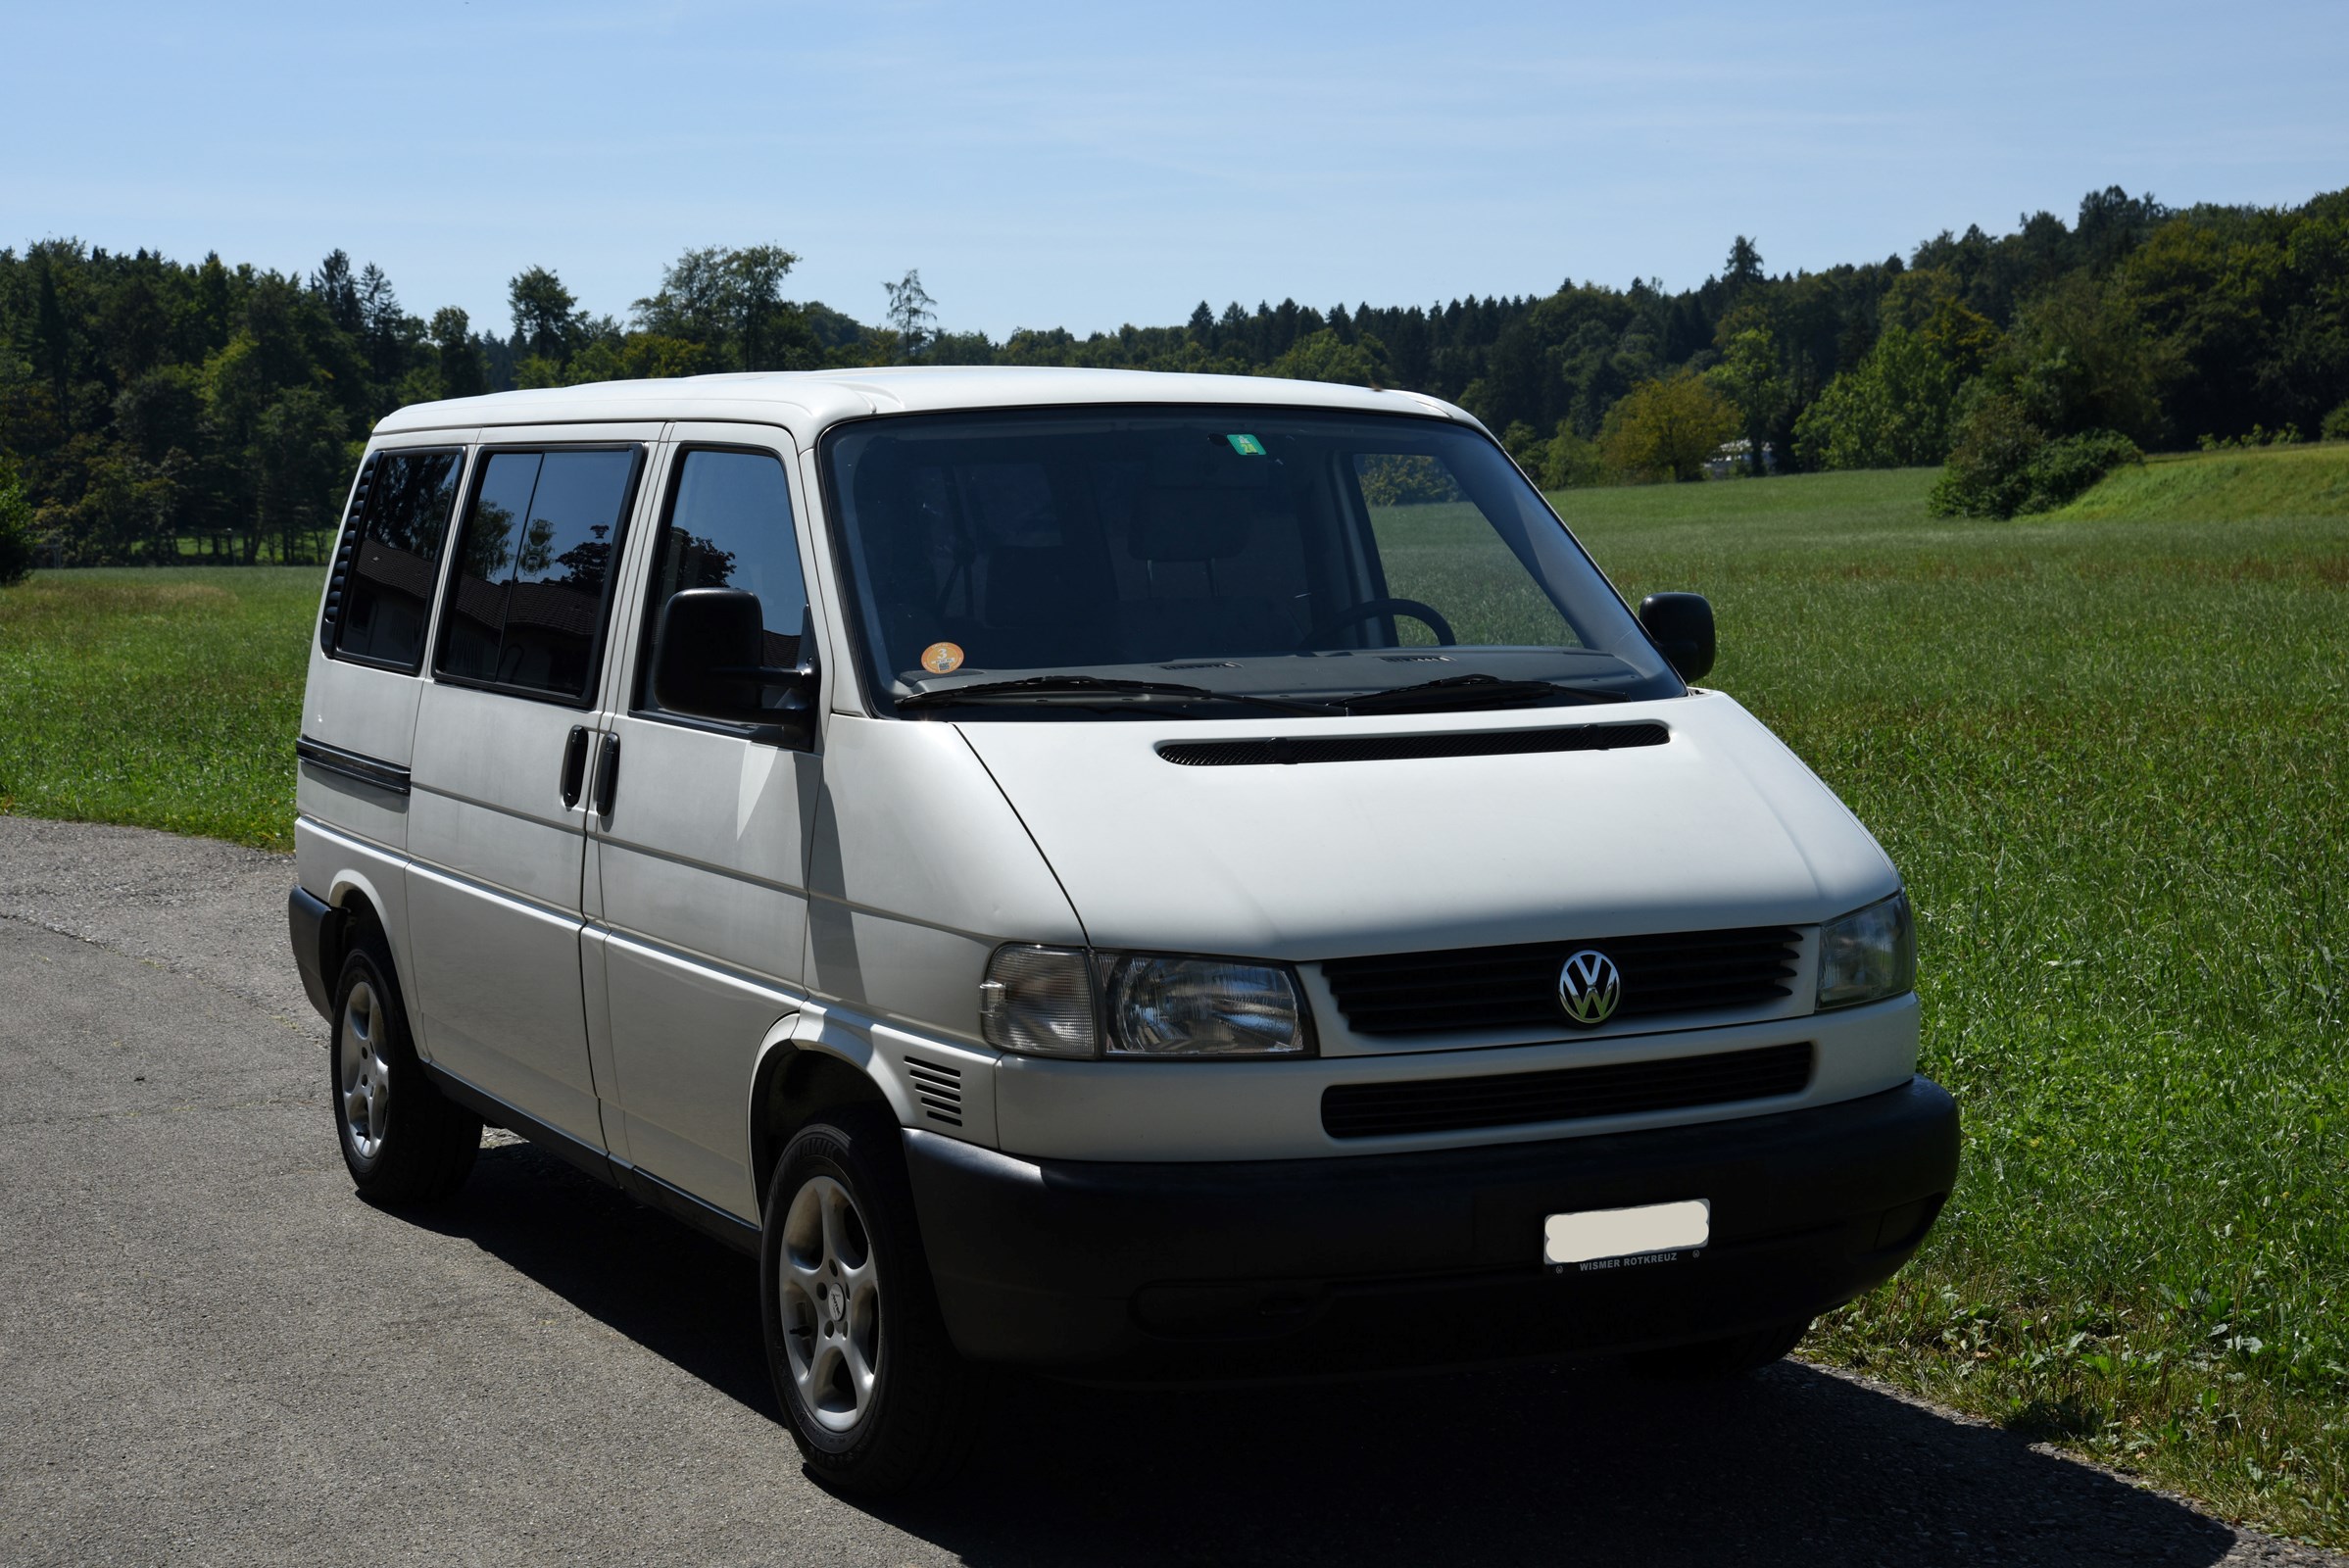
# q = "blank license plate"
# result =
<box><xmin>1543</xmin><ymin>1200</ymin><xmax>1710</xmax><ymax>1270</ymax></box>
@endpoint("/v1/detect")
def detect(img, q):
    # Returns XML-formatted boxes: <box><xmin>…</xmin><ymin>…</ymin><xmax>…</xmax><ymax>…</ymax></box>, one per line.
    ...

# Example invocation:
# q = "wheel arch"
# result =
<box><xmin>747</xmin><ymin>1014</ymin><xmax>911</xmax><ymax>1219</ymax></box>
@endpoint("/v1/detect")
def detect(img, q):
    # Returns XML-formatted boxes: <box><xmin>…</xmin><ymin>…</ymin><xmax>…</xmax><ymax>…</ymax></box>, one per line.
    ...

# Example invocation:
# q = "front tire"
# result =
<box><xmin>330</xmin><ymin>929</ymin><xmax>480</xmax><ymax>1205</ymax></box>
<box><xmin>760</xmin><ymin>1108</ymin><xmax>983</xmax><ymax>1496</ymax></box>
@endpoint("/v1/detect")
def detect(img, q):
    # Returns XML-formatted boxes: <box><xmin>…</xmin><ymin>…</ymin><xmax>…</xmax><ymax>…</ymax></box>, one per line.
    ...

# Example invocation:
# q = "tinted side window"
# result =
<box><xmin>638</xmin><ymin>449</ymin><xmax>807</xmax><ymax>718</ymax></box>
<box><xmin>335</xmin><ymin>449</ymin><xmax>463</xmax><ymax>669</ymax></box>
<box><xmin>436</xmin><ymin>448</ymin><xmax>639</xmax><ymax>702</ymax></box>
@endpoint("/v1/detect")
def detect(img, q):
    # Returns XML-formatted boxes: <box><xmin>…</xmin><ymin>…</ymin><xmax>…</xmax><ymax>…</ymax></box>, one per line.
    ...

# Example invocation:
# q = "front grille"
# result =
<box><xmin>1157</xmin><ymin>721</ymin><xmax>1668</xmax><ymax>768</ymax></box>
<box><xmin>905</xmin><ymin>1056</ymin><xmax>962</xmax><ymax>1127</ymax></box>
<box><xmin>1321</xmin><ymin>1041</ymin><xmax>1814</xmax><ymax>1139</ymax></box>
<box><xmin>1321</xmin><ymin>924</ymin><xmax>1802</xmax><ymax>1037</ymax></box>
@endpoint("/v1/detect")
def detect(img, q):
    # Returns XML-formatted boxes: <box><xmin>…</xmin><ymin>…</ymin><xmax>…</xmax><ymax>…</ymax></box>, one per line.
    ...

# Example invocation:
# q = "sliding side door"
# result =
<box><xmin>405</xmin><ymin>425</ymin><xmax>659</xmax><ymax>1149</ymax></box>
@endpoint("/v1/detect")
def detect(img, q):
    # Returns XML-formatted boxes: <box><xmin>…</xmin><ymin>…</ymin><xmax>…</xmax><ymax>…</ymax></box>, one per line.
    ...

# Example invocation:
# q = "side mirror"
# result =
<box><xmin>653</xmin><ymin>588</ymin><xmax>817</xmax><ymax>744</ymax></box>
<box><xmin>1639</xmin><ymin>592</ymin><xmax>1716</xmax><ymax>683</ymax></box>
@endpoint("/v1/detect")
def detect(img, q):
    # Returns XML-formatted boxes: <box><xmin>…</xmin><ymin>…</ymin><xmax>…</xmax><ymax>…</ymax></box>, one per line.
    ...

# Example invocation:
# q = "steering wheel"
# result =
<box><xmin>1300</xmin><ymin>597</ymin><xmax>1457</xmax><ymax>649</ymax></box>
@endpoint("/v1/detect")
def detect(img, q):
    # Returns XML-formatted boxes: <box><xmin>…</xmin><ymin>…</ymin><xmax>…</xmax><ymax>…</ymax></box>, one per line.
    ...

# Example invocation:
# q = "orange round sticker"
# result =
<box><xmin>920</xmin><ymin>641</ymin><xmax>965</xmax><ymax>674</ymax></box>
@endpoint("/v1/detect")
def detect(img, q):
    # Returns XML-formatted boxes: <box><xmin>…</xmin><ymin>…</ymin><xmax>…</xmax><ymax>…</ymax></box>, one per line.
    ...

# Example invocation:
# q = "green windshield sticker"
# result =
<box><xmin>1225</xmin><ymin>433</ymin><xmax>1266</xmax><ymax>457</ymax></box>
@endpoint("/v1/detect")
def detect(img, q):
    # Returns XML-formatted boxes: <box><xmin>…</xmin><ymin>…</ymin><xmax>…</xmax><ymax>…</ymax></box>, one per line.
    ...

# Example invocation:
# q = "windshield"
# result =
<box><xmin>821</xmin><ymin>405</ymin><xmax>1682</xmax><ymax>717</ymax></box>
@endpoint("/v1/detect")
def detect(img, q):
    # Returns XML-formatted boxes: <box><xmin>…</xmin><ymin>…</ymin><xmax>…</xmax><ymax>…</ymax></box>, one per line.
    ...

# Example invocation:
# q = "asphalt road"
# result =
<box><xmin>1</xmin><ymin>814</ymin><xmax>2338</xmax><ymax>1568</ymax></box>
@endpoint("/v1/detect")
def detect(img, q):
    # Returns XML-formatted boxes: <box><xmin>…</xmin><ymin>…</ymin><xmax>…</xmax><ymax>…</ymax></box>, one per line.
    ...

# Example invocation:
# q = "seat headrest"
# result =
<box><xmin>1128</xmin><ymin>487</ymin><xmax>1255</xmax><ymax>563</ymax></box>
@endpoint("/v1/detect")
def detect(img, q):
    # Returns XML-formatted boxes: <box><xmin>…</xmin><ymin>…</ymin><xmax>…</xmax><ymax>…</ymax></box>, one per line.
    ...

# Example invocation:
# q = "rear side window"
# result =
<box><xmin>330</xmin><ymin>449</ymin><xmax>464</xmax><ymax>671</ymax></box>
<box><xmin>636</xmin><ymin>448</ymin><xmax>808</xmax><ymax>720</ymax></box>
<box><xmin>436</xmin><ymin>447</ymin><xmax>641</xmax><ymax>703</ymax></box>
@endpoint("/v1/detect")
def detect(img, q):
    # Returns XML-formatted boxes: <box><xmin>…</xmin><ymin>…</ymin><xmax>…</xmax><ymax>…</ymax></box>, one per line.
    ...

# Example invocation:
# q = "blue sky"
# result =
<box><xmin>6</xmin><ymin>1</ymin><xmax>2346</xmax><ymax>340</ymax></box>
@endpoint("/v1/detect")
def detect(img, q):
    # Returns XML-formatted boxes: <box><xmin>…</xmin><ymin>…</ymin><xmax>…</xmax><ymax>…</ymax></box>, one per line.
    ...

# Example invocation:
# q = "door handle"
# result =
<box><xmin>593</xmin><ymin>733</ymin><xmax>621</xmax><ymax>817</ymax></box>
<box><xmin>559</xmin><ymin>725</ymin><xmax>590</xmax><ymax>808</ymax></box>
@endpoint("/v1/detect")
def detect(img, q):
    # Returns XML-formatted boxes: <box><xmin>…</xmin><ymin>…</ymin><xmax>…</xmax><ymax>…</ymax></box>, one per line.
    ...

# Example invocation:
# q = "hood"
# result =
<box><xmin>955</xmin><ymin>690</ymin><xmax>1898</xmax><ymax>960</ymax></box>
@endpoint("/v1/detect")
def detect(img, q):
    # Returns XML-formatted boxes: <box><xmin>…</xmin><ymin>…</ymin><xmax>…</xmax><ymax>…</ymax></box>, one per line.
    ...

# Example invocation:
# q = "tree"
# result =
<box><xmin>632</xmin><ymin>244</ymin><xmax>812</xmax><ymax>370</ymax></box>
<box><xmin>1599</xmin><ymin>369</ymin><xmax>1741</xmax><ymax>481</ymax></box>
<box><xmin>356</xmin><ymin>263</ymin><xmax>415</xmax><ymax>391</ymax></box>
<box><xmin>1791</xmin><ymin>325</ymin><xmax>1964</xmax><ymax>469</ymax></box>
<box><xmin>509</xmin><ymin>266</ymin><xmax>580</xmax><ymax>364</ymax></box>
<box><xmin>1267</xmin><ymin>328</ymin><xmax>1392</xmax><ymax>387</ymax></box>
<box><xmin>0</xmin><ymin>455</ymin><xmax>38</xmax><ymax>584</ymax></box>
<box><xmin>1707</xmin><ymin>319</ymin><xmax>1787</xmax><ymax>474</ymax></box>
<box><xmin>2000</xmin><ymin>271</ymin><xmax>2167</xmax><ymax>444</ymax></box>
<box><xmin>882</xmin><ymin>270</ymin><xmax>937</xmax><ymax>362</ymax></box>
<box><xmin>1726</xmin><ymin>236</ymin><xmax>1765</xmax><ymax>292</ymax></box>
<box><xmin>250</xmin><ymin>387</ymin><xmax>347</xmax><ymax>563</ymax></box>
<box><xmin>430</xmin><ymin>307</ymin><xmax>488</xmax><ymax>399</ymax></box>
<box><xmin>311</xmin><ymin>249</ymin><xmax>363</xmax><ymax>334</ymax></box>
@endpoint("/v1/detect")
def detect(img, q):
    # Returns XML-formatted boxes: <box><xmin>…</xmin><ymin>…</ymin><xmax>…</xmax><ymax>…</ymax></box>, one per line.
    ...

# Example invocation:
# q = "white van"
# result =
<box><xmin>289</xmin><ymin>368</ymin><xmax>1956</xmax><ymax>1494</ymax></box>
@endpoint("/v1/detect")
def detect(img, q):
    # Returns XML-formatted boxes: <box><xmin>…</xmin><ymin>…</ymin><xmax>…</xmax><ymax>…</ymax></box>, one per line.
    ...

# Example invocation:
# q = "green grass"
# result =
<box><xmin>0</xmin><ymin>568</ymin><xmax>318</xmax><ymax>849</ymax></box>
<box><xmin>2060</xmin><ymin>442</ymin><xmax>2349</xmax><ymax>523</ymax></box>
<box><xmin>1552</xmin><ymin>457</ymin><xmax>2349</xmax><ymax>1545</ymax></box>
<box><xmin>2</xmin><ymin>451</ymin><xmax>2345</xmax><ymax>1542</ymax></box>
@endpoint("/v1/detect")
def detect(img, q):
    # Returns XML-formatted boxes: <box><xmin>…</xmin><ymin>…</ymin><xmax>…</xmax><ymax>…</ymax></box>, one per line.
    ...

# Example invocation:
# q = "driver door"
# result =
<box><xmin>586</xmin><ymin>426</ymin><xmax>823</xmax><ymax>1220</ymax></box>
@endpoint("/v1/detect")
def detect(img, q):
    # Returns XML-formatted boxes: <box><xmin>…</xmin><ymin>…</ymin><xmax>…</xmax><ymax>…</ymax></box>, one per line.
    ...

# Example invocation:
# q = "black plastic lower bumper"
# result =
<box><xmin>904</xmin><ymin>1076</ymin><xmax>1959</xmax><ymax>1379</ymax></box>
<box><xmin>287</xmin><ymin>884</ymin><xmax>340</xmax><ymax>1022</ymax></box>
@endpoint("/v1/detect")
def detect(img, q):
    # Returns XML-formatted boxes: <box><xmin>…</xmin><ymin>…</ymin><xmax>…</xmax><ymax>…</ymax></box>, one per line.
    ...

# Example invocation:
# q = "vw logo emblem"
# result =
<box><xmin>1558</xmin><ymin>950</ymin><xmax>1621</xmax><ymax>1026</ymax></box>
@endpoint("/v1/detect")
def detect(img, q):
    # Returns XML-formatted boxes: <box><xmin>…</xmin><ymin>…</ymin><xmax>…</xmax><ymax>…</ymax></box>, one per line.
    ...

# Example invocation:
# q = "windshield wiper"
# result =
<box><xmin>1341</xmin><ymin>672</ymin><xmax>1630</xmax><ymax>714</ymax></box>
<box><xmin>898</xmin><ymin>676</ymin><xmax>1345</xmax><ymax>717</ymax></box>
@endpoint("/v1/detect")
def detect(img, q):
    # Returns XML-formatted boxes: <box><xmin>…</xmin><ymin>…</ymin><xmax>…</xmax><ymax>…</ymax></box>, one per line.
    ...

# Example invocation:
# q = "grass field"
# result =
<box><xmin>1</xmin><ymin>446</ymin><xmax>2345</xmax><ymax>1542</ymax></box>
<box><xmin>0</xmin><ymin>569</ymin><xmax>318</xmax><ymax>847</ymax></box>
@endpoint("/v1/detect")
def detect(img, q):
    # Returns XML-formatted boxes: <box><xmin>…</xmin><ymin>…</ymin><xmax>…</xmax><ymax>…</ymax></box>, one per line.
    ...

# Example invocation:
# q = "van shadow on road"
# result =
<box><xmin>415</xmin><ymin>1142</ymin><xmax>2243</xmax><ymax>1568</ymax></box>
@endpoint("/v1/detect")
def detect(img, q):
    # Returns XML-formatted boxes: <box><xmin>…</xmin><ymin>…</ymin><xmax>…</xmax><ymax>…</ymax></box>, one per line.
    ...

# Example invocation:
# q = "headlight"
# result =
<box><xmin>977</xmin><ymin>945</ymin><xmax>1311</xmax><ymax>1058</ymax></box>
<box><xmin>1102</xmin><ymin>955</ymin><xmax>1309</xmax><ymax>1058</ymax></box>
<box><xmin>978</xmin><ymin>945</ymin><xmax>1098</xmax><ymax>1057</ymax></box>
<box><xmin>1817</xmin><ymin>891</ymin><xmax>1917</xmax><ymax>1009</ymax></box>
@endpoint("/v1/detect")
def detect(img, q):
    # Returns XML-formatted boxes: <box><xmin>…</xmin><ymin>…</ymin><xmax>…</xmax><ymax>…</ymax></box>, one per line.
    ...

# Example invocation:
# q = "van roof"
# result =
<box><xmin>372</xmin><ymin>365</ymin><xmax>1479</xmax><ymax>442</ymax></box>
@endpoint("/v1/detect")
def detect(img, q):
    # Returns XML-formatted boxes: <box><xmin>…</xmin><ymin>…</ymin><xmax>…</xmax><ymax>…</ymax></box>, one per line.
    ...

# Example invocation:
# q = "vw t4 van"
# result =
<box><xmin>287</xmin><ymin>368</ymin><xmax>1958</xmax><ymax>1494</ymax></box>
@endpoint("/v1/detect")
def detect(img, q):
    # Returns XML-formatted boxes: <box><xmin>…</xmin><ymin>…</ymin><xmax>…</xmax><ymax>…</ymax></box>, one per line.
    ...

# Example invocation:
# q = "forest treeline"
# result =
<box><xmin>2</xmin><ymin>182</ymin><xmax>2345</xmax><ymax>572</ymax></box>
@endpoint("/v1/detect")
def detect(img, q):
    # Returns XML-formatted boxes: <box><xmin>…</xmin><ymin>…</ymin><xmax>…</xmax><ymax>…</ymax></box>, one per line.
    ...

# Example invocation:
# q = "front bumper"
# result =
<box><xmin>904</xmin><ymin>1075</ymin><xmax>1959</xmax><ymax>1379</ymax></box>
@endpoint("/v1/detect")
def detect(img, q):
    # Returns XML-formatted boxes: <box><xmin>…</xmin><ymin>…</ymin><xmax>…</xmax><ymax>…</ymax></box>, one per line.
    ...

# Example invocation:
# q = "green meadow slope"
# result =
<box><xmin>2058</xmin><ymin>442</ymin><xmax>2349</xmax><ymax>522</ymax></box>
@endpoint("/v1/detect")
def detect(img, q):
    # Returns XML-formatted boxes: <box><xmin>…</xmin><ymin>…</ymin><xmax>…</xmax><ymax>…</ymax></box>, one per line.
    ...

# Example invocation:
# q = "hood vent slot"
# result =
<box><xmin>905</xmin><ymin>1056</ymin><xmax>963</xmax><ymax>1127</ymax></box>
<box><xmin>1157</xmin><ymin>720</ymin><xmax>1668</xmax><ymax>768</ymax></box>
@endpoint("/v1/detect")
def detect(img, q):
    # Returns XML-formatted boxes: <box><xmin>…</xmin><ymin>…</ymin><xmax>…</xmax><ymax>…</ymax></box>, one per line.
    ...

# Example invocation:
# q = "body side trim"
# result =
<box><xmin>296</xmin><ymin>736</ymin><xmax>412</xmax><ymax>796</ymax></box>
<box><xmin>423</xmin><ymin>1062</ymin><xmax>761</xmax><ymax>1253</ymax></box>
<box><xmin>423</xmin><ymin>1061</ymin><xmax>615</xmax><ymax>1185</ymax></box>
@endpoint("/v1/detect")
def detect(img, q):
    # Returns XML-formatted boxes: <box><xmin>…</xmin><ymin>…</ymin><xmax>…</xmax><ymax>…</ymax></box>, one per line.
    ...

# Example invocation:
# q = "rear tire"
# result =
<box><xmin>1626</xmin><ymin>1317</ymin><xmax>1812</xmax><ymax>1381</ymax></box>
<box><xmin>330</xmin><ymin>927</ymin><xmax>480</xmax><ymax>1205</ymax></box>
<box><xmin>760</xmin><ymin>1106</ymin><xmax>984</xmax><ymax>1497</ymax></box>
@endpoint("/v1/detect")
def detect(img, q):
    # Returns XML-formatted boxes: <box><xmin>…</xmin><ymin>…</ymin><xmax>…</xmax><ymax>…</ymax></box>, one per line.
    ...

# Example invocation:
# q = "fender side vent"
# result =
<box><xmin>1158</xmin><ymin>721</ymin><xmax>1668</xmax><ymax>768</ymax></box>
<box><xmin>905</xmin><ymin>1056</ymin><xmax>963</xmax><ymax>1127</ymax></box>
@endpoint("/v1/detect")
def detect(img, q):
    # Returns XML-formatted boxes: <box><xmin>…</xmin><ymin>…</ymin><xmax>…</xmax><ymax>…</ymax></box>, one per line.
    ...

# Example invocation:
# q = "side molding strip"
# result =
<box><xmin>614</xmin><ymin>1166</ymin><xmax>763</xmax><ymax>1256</ymax></box>
<box><xmin>296</xmin><ymin>736</ymin><xmax>413</xmax><ymax>797</ymax></box>
<box><xmin>420</xmin><ymin>1062</ymin><xmax>761</xmax><ymax>1257</ymax></box>
<box><xmin>423</xmin><ymin>1063</ymin><xmax>618</xmax><ymax>1187</ymax></box>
